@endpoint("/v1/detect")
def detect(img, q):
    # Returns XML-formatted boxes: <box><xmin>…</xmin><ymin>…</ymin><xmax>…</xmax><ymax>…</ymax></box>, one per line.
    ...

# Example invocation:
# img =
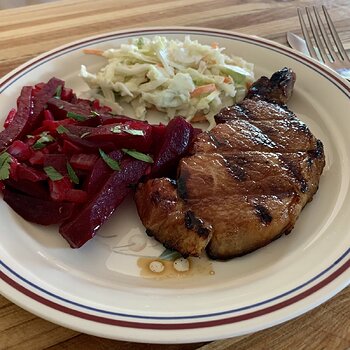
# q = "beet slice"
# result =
<box><xmin>47</xmin><ymin>97</ymin><xmax>92</xmax><ymax>120</ymax></box>
<box><xmin>59</xmin><ymin>158</ymin><xmax>149</xmax><ymax>248</ymax></box>
<box><xmin>31</xmin><ymin>77</ymin><xmax>64</xmax><ymax>128</ymax></box>
<box><xmin>4</xmin><ymin>179</ymin><xmax>49</xmax><ymax>199</ymax></box>
<box><xmin>0</xmin><ymin>78</ymin><xmax>64</xmax><ymax>152</ymax></box>
<box><xmin>84</xmin><ymin>121</ymin><xmax>153</xmax><ymax>152</ymax></box>
<box><xmin>43</xmin><ymin>154</ymin><xmax>68</xmax><ymax>175</ymax></box>
<box><xmin>150</xmin><ymin>117</ymin><xmax>194</xmax><ymax>177</ymax></box>
<box><xmin>0</xmin><ymin>86</ymin><xmax>33</xmax><ymax>152</ymax></box>
<box><xmin>15</xmin><ymin>163</ymin><xmax>47</xmax><ymax>182</ymax></box>
<box><xmin>3</xmin><ymin>108</ymin><xmax>17</xmax><ymax>128</ymax></box>
<box><xmin>84</xmin><ymin>150</ymin><xmax>123</xmax><ymax>195</ymax></box>
<box><xmin>100</xmin><ymin>114</ymin><xmax>134</xmax><ymax>125</ymax></box>
<box><xmin>150</xmin><ymin>123</ymin><xmax>166</xmax><ymax>153</ymax></box>
<box><xmin>70</xmin><ymin>153</ymin><xmax>99</xmax><ymax>171</ymax></box>
<box><xmin>3</xmin><ymin>188</ymin><xmax>74</xmax><ymax>225</ymax></box>
<box><xmin>7</xmin><ymin>140</ymin><xmax>33</xmax><ymax>161</ymax></box>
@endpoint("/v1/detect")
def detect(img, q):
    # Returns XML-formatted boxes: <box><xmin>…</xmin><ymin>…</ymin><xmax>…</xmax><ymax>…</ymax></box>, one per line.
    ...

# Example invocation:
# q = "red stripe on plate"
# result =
<box><xmin>1</xmin><ymin>256</ymin><xmax>349</xmax><ymax>330</ymax></box>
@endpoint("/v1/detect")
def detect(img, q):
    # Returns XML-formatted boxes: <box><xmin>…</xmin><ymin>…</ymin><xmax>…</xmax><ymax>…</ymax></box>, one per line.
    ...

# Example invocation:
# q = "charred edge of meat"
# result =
<box><xmin>206</xmin><ymin>223</ymin><xmax>294</xmax><ymax>260</ymax></box>
<box><xmin>214</xmin><ymin>104</ymin><xmax>251</xmax><ymax>124</ymax></box>
<box><xmin>245</xmin><ymin>122</ymin><xmax>278</xmax><ymax>149</ymax></box>
<box><xmin>223</xmin><ymin>157</ymin><xmax>247</xmax><ymax>181</ymax></box>
<box><xmin>177</xmin><ymin>173</ymin><xmax>188</xmax><ymax>201</ymax></box>
<box><xmin>246</xmin><ymin>67</ymin><xmax>296</xmax><ymax>105</ymax></box>
<box><xmin>307</xmin><ymin>139</ymin><xmax>324</xmax><ymax>160</ymax></box>
<box><xmin>208</xmin><ymin>133</ymin><xmax>226</xmax><ymax>147</ymax></box>
<box><xmin>145</xmin><ymin>228</ymin><xmax>154</xmax><ymax>237</ymax></box>
<box><xmin>279</xmin><ymin>155</ymin><xmax>308</xmax><ymax>194</ymax></box>
<box><xmin>150</xmin><ymin>190</ymin><xmax>163</xmax><ymax>205</ymax></box>
<box><xmin>184</xmin><ymin>210</ymin><xmax>211</xmax><ymax>237</ymax></box>
<box><xmin>254</xmin><ymin>204</ymin><xmax>273</xmax><ymax>225</ymax></box>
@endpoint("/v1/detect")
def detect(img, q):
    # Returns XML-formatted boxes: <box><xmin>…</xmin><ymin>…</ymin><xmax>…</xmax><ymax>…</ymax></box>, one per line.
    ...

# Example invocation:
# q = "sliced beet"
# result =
<box><xmin>48</xmin><ymin>177</ymin><xmax>86</xmax><ymax>203</ymax></box>
<box><xmin>28</xmin><ymin>150</ymin><xmax>45</xmax><ymax>165</ymax></box>
<box><xmin>64</xmin><ymin>124</ymin><xmax>95</xmax><ymax>138</ymax></box>
<box><xmin>41</xmin><ymin>119</ymin><xmax>75</xmax><ymax>134</ymax></box>
<box><xmin>31</xmin><ymin>77</ymin><xmax>64</xmax><ymax>128</ymax></box>
<box><xmin>43</xmin><ymin>154</ymin><xmax>68</xmax><ymax>175</ymax></box>
<box><xmin>4</xmin><ymin>178</ymin><xmax>49</xmax><ymax>199</ymax></box>
<box><xmin>150</xmin><ymin>123</ymin><xmax>166</xmax><ymax>153</ymax></box>
<box><xmin>61</xmin><ymin>87</ymin><xmax>73</xmax><ymax>102</ymax></box>
<box><xmin>84</xmin><ymin>150</ymin><xmax>123</xmax><ymax>195</ymax></box>
<box><xmin>3</xmin><ymin>188</ymin><xmax>74</xmax><ymax>225</ymax></box>
<box><xmin>47</xmin><ymin>97</ymin><xmax>91</xmax><ymax>120</ymax></box>
<box><xmin>15</xmin><ymin>163</ymin><xmax>47</xmax><ymax>182</ymax></box>
<box><xmin>150</xmin><ymin>117</ymin><xmax>194</xmax><ymax>177</ymax></box>
<box><xmin>3</xmin><ymin>108</ymin><xmax>17</xmax><ymax>128</ymax></box>
<box><xmin>7</xmin><ymin>140</ymin><xmax>33</xmax><ymax>162</ymax></box>
<box><xmin>100</xmin><ymin>114</ymin><xmax>134</xmax><ymax>125</ymax></box>
<box><xmin>84</xmin><ymin>121</ymin><xmax>153</xmax><ymax>152</ymax></box>
<box><xmin>0</xmin><ymin>86</ymin><xmax>33</xmax><ymax>152</ymax></box>
<box><xmin>59</xmin><ymin>158</ymin><xmax>149</xmax><ymax>248</ymax></box>
<box><xmin>49</xmin><ymin>177</ymin><xmax>73</xmax><ymax>201</ymax></box>
<box><xmin>60</xmin><ymin>132</ymin><xmax>100</xmax><ymax>152</ymax></box>
<box><xmin>63</xmin><ymin>189</ymin><xmax>88</xmax><ymax>203</ymax></box>
<box><xmin>62</xmin><ymin>139</ymin><xmax>84</xmax><ymax>154</ymax></box>
<box><xmin>70</xmin><ymin>153</ymin><xmax>99</xmax><ymax>171</ymax></box>
<box><xmin>43</xmin><ymin>109</ymin><xmax>54</xmax><ymax>121</ymax></box>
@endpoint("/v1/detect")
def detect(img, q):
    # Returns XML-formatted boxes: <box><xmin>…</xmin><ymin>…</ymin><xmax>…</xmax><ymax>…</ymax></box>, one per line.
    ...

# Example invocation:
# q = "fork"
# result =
<box><xmin>297</xmin><ymin>6</ymin><xmax>350</xmax><ymax>80</ymax></box>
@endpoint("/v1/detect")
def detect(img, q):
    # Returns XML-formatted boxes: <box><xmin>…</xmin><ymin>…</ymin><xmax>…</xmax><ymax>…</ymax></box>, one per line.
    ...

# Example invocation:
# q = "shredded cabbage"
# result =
<box><xmin>80</xmin><ymin>36</ymin><xmax>254</xmax><ymax>128</ymax></box>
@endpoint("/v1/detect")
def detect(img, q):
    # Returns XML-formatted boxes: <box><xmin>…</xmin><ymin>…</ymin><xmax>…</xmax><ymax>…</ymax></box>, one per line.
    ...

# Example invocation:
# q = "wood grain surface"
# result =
<box><xmin>0</xmin><ymin>0</ymin><xmax>349</xmax><ymax>349</ymax></box>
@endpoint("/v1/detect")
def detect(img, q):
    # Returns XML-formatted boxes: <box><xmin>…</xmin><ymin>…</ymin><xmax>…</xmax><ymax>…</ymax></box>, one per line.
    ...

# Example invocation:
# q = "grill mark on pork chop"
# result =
<box><xmin>279</xmin><ymin>154</ymin><xmax>308</xmax><ymax>193</ymax></box>
<box><xmin>307</xmin><ymin>139</ymin><xmax>324</xmax><ymax>159</ymax></box>
<box><xmin>225</xmin><ymin>121</ymin><xmax>278</xmax><ymax>149</ymax></box>
<box><xmin>254</xmin><ymin>204</ymin><xmax>273</xmax><ymax>224</ymax></box>
<box><xmin>208</xmin><ymin>133</ymin><xmax>226</xmax><ymax>148</ymax></box>
<box><xmin>215</xmin><ymin>99</ymin><xmax>297</xmax><ymax>124</ymax></box>
<box><xmin>184</xmin><ymin>210</ymin><xmax>211</xmax><ymax>237</ymax></box>
<box><xmin>177</xmin><ymin>171</ymin><xmax>189</xmax><ymax>201</ymax></box>
<box><xmin>223</xmin><ymin>157</ymin><xmax>247</xmax><ymax>181</ymax></box>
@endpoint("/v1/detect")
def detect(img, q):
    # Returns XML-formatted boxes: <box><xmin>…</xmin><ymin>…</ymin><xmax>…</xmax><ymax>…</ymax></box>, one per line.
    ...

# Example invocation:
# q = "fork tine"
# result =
<box><xmin>322</xmin><ymin>5</ymin><xmax>350</xmax><ymax>62</ymax></box>
<box><xmin>305</xmin><ymin>7</ymin><xmax>330</xmax><ymax>63</ymax></box>
<box><xmin>297</xmin><ymin>8</ymin><xmax>318</xmax><ymax>59</ymax></box>
<box><xmin>313</xmin><ymin>6</ymin><xmax>337</xmax><ymax>62</ymax></box>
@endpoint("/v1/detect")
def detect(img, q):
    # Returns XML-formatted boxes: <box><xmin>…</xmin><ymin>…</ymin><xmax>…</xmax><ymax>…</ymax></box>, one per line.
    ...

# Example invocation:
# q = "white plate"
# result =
<box><xmin>0</xmin><ymin>27</ymin><xmax>349</xmax><ymax>344</ymax></box>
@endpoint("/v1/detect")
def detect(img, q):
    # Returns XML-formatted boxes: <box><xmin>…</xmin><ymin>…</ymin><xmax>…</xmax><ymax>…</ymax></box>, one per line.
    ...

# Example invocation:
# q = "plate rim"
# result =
<box><xmin>0</xmin><ymin>26</ymin><xmax>349</xmax><ymax>343</ymax></box>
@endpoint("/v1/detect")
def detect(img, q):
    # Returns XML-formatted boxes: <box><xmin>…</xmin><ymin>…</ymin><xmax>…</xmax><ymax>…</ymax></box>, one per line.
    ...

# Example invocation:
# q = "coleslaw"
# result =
<box><xmin>80</xmin><ymin>36</ymin><xmax>254</xmax><ymax>128</ymax></box>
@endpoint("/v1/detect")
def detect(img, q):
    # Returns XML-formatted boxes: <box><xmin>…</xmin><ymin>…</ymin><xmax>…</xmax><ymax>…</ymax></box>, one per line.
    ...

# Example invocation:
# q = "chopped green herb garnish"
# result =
<box><xmin>99</xmin><ymin>149</ymin><xmax>120</xmax><ymax>171</ymax></box>
<box><xmin>122</xmin><ymin>149</ymin><xmax>153</xmax><ymax>163</ymax></box>
<box><xmin>66</xmin><ymin>162</ymin><xmax>79</xmax><ymax>184</ymax></box>
<box><xmin>33</xmin><ymin>131</ymin><xmax>55</xmax><ymax>150</ymax></box>
<box><xmin>54</xmin><ymin>85</ymin><xmax>62</xmax><ymax>99</ymax></box>
<box><xmin>43</xmin><ymin>166</ymin><xmax>63</xmax><ymax>181</ymax></box>
<box><xmin>80</xmin><ymin>132</ymin><xmax>91</xmax><ymax>138</ymax></box>
<box><xmin>67</xmin><ymin>111</ymin><xmax>87</xmax><ymax>122</ymax></box>
<box><xmin>56</xmin><ymin>125</ymin><xmax>69</xmax><ymax>134</ymax></box>
<box><xmin>124</xmin><ymin>129</ymin><xmax>144</xmax><ymax>136</ymax></box>
<box><xmin>159</xmin><ymin>248</ymin><xmax>182</xmax><ymax>261</ymax></box>
<box><xmin>110</xmin><ymin>125</ymin><xmax>144</xmax><ymax>136</ymax></box>
<box><xmin>0</xmin><ymin>152</ymin><xmax>11</xmax><ymax>180</ymax></box>
<box><xmin>110</xmin><ymin>125</ymin><xmax>122</xmax><ymax>133</ymax></box>
<box><xmin>91</xmin><ymin>110</ymin><xmax>100</xmax><ymax>117</ymax></box>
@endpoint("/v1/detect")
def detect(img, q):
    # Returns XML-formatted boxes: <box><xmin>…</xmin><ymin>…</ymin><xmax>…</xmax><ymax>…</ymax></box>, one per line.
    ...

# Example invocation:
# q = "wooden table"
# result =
<box><xmin>0</xmin><ymin>0</ymin><xmax>349</xmax><ymax>349</ymax></box>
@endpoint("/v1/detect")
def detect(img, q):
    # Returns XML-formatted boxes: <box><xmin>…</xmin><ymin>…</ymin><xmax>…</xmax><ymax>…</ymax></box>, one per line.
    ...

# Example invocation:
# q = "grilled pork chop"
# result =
<box><xmin>135</xmin><ymin>68</ymin><xmax>325</xmax><ymax>260</ymax></box>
